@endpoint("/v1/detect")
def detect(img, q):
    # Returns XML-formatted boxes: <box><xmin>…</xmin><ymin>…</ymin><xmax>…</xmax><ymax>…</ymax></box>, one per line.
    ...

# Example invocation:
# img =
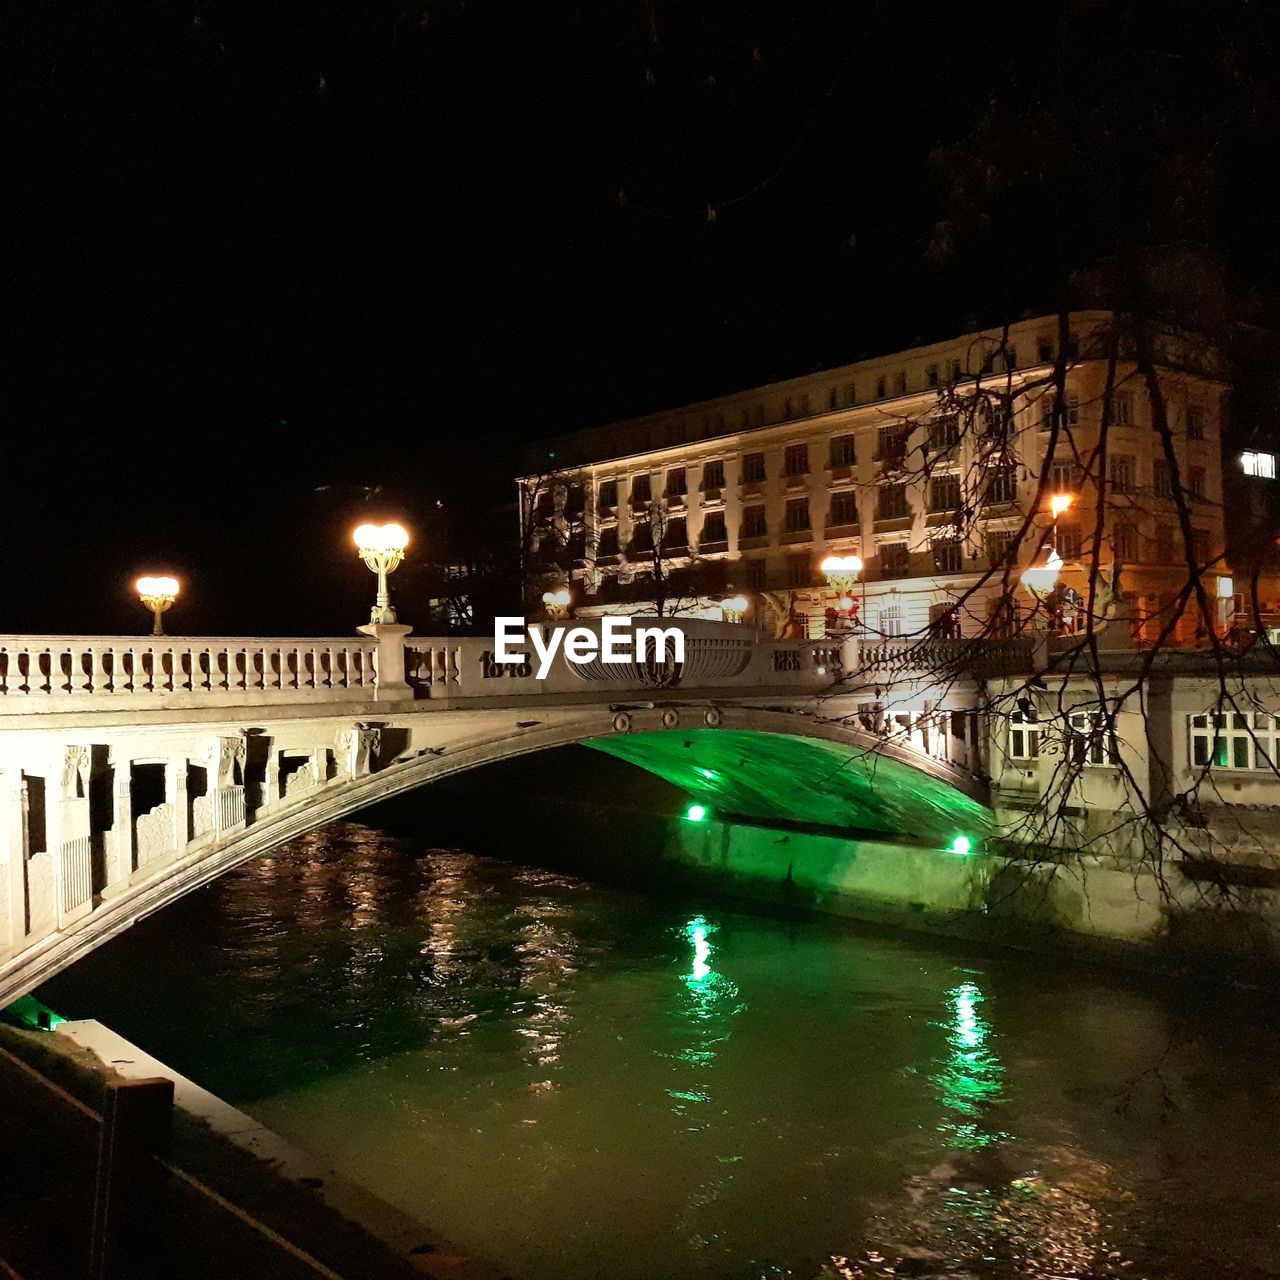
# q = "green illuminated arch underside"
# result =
<box><xmin>585</xmin><ymin>729</ymin><xmax>991</xmax><ymax>845</ymax></box>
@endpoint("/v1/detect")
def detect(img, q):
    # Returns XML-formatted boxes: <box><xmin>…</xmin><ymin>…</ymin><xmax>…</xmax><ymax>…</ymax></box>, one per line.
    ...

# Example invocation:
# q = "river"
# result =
<box><xmin>37</xmin><ymin>820</ymin><xmax>1280</xmax><ymax>1279</ymax></box>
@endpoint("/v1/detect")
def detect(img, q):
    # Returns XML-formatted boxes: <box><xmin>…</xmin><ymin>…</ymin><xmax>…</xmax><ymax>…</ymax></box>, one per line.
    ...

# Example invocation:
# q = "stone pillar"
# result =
<box><xmin>57</xmin><ymin>746</ymin><xmax>93</xmax><ymax>923</ymax></box>
<box><xmin>357</xmin><ymin>623</ymin><xmax>415</xmax><ymax>706</ymax></box>
<box><xmin>103</xmin><ymin>757</ymin><xmax>132</xmax><ymax>898</ymax></box>
<box><xmin>264</xmin><ymin>749</ymin><xmax>280</xmax><ymax>810</ymax></box>
<box><xmin>0</xmin><ymin>770</ymin><xmax>25</xmax><ymax>951</ymax></box>
<box><xmin>337</xmin><ymin>726</ymin><xmax>381</xmax><ymax>779</ymax></box>
<box><xmin>165</xmin><ymin>760</ymin><xmax>189</xmax><ymax>854</ymax></box>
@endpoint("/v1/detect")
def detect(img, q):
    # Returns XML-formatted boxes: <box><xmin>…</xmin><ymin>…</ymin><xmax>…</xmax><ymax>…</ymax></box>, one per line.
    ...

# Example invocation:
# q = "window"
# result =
<box><xmin>949</xmin><ymin>358</ymin><xmax>962</xmax><ymax>383</ymax></box>
<box><xmin>746</xmin><ymin>560</ymin><xmax>768</xmax><ymax>589</ymax></box>
<box><xmin>1108</xmin><ymin>454</ymin><xmax>1135</xmax><ymax>492</ymax></box>
<box><xmin>877</xmin><ymin>483</ymin><xmax>909</xmax><ymax>520</ymax></box>
<box><xmin>1006</xmin><ymin>345</ymin><xmax>1018</xmax><ymax>370</ymax></box>
<box><xmin>598</xmin><ymin>479</ymin><xmax>618</xmax><ymax>509</ymax></box>
<box><xmin>848</xmin><ymin>382</ymin><xmax>857</xmax><ymax>405</ymax></box>
<box><xmin>786</xmin><ymin>554</ymin><xmax>811</xmax><ymax>587</ymax></box>
<box><xmin>1190</xmin><ymin>712</ymin><xmax>1280</xmax><ymax>771</ymax></box>
<box><xmin>1042</xmin><ymin>393</ymin><xmax>1080</xmax><ymax>430</ymax></box>
<box><xmin>986</xmin><ymin>529</ymin><xmax>1016</xmax><ymax>566</ymax></box>
<box><xmin>1068</xmin><ymin>711</ymin><xmax>1119</xmax><ymax>766</ymax></box>
<box><xmin>700</xmin><ymin>511</ymin><xmax>727</xmax><ymax>547</ymax></box>
<box><xmin>1153</xmin><ymin>459</ymin><xmax>1171</xmax><ymax>498</ymax></box>
<box><xmin>665</xmin><ymin>467</ymin><xmax>686</xmax><ymax>496</ymax></box>
<box><xmin>932</xmin><ymin>535</ymin><xmax>962</xmax><ymax>574</ymax></box>
<box><xmin>1188</xmin><ymin>465</ymin><xmax>1206</xmax><ymax>499</ymax></box>
<box><xmin>929</xmin><ymin>415</ymin><xmax>960</xmax><ymax>451</ymax></box>
<box><xmin>630</xmin><ymin>520</ymin><xmax>653</xmax><ymax>554</ymax></box>
<box><xmin>877</xmin><ymin>425</ymin><xmax>908</xmax><ymax>463</ymax></box>
<box><xmin>875</xmin><ymin>375</ymin><xmax>887</xmax><ymax>399</ymax></box>
<box><xmin>1192</xmin><ymin>527</ymin><xmax>1210</xmax><ymax>565</ymax></box>
<box><xmin>1037</xmin><ymin>338</ymin><xmax>1053</xmax><ymax>364</ymax></box>
<box><xmin>630</xmin><ymin>473</ymin><xmax>652</xmax><ymax>506</ymax></box>
<box><xmin>1156</xmin><ymin>525</ymin><xmax>1176</xmax><ymax>564</ymax></box>
<box><xmin>880</xmin><ymin>542</ymin><xmax>910</xmax><ymax>578</ymax></box>
<box><xmin>741</xmin><ymin>504</ymin><xmax>768</xmax><ymax>538</ymax></box>
<box><xmin>1186</xmin><ymin>405</ymin><xmax>1205</xmax><ymax>441</ymax></box>
<box><xmin>1050</xmin><ymin>459</ymin><xmax>1081</xmax><ymax>492</ymax></box>
<box><xmin>926</xmin><ymin>363</ymin><xmax>939</xmax><ymax>388</ymax></box>
<box><xmin>663</xmin><ymin>517</ymin><xmax>688</xmax><ymax>550</ymax></box>
<box><xmin>1113</xmin><ymin>523</ymin><xmax>1138</xmax><ymax>562</ymax></box>
<box><xmin>878</xmin><ymin>603</ymin><xmax>903</xmax><ymax>637</ymax></box>
<box><xmin>828</xmin><ymin>387</ymin><xmax>838</xmax><ymax>411</ymax></box>
<box><xmin>985</xmin><ymin>462</ymin><xmax>1018</xmax><ymax>505</ymax></box>
<box><xmin>784</xmin><ymin>497</ymin><xmax>810</xmax><ymax>533</ymax></box>
<box><xmin>701</xmin><ymin>459</ymin><xmax>725</xmax><ymax>490</ymax></box>
<box><xmin>799</xmin><ymin>393</ymin><xmax>811</xmax><ymax>416</ymax></box>
<box><xmin>1008</xmin><ymin>711</ymin><xmax>1039</xmax><ymax>762</ymax></box>
<box><xmin>1110</xmin><ymin>391</ymin><xmax>1133</xmax><ymax>426</ymax></box>
<box><xmin>894</xmin><ymin>371</ymin><xmax>908</xmax><ymax>395</ymax></box>
<box><xmin>1057</xmin><ymin>523</ymin><xmax>1082</xmax><ymax>561</ymax></box>
<box><xmin>784</xmin><ymin>443</ymin><xmax>809</xmax><ymax>476</ymax></box>
<box><xmin>829</xmin><ymin>434</ymin><xmax>856</xmax><ymax>467</ymax></box>
<box><xmin>828</xmin><ymin>489</ymin><xmax>858</xmax><ymax>527</ymax></box>
<box><xmin>742</xmin><ymin>452</ymin><xmax>766</xmax><ymax>483</ymax></box>
<box><xmin>929</xmin><ymin>473</ymin><xmax>961</xmax><ymax>513</ymax></box>
<box><xmin>597</xmin><ymin>525</ymin><xmax>619</xmax><ymax>558</ymax></box>
<box><xmin>1242</xmin><ymin>450</ymin><xmax>1277</xmax><ymax>479</ymax></box>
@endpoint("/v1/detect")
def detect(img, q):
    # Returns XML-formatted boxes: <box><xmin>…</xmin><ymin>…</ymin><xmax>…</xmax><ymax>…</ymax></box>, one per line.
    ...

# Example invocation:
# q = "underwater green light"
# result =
<box><xmin>950</xmin><ymin>835</ymin><xmax>974</xmax><ymax>856</ymax></box>
<box><xmin>685</xmin><ymin>803</ymin><xmax>708</xmax><ymax>822</ymax></box>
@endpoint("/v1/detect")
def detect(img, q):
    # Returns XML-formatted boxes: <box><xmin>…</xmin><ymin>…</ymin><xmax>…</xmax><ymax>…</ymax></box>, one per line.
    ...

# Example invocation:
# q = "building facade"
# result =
<box><xmin>522</xmin><ymin>311</ymin><xmax>1236</xmax><ymax>642</ymax></box>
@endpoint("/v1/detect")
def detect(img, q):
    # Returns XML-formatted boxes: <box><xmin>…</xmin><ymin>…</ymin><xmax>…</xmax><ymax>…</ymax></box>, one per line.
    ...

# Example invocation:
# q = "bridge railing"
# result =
<box><xmin>404</xmin><ymin>618</ymin><xmax>828</xmax><ymax>700</ymax></box>
<box><xmin>0</xmin><ymin>636</ymin><xmax>379</xmax><ymax>714</ymax></box>
<box><xmin>858</xmin><ymin>636</ymin><xmax>1035</xmax><ymax>681</ymax></box>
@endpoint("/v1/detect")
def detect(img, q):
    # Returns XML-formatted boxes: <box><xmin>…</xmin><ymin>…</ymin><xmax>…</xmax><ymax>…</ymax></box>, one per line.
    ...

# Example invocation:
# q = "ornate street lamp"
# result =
<box><xmin>820</xmin><ymin>554</ymin><xmax>863</xmax><ymax>594</ymax></box>
<box><xmin>135</xmin><ymin>576</ymin><xmax>179</xmax><ymax>636</ymax></box>
<box><xmin>542</xmin><ymin>586</ymin><xmax>572</xmax><ymax>621</ymax></box>
<box><xmin>353</xmin><ymin>523</ymin><xmax>410</xmax><ymax>625</ymax></box>
<box><xmin>720</xmin><ymin>594</ymin><xmax>749</xmax><ymax>624</ymax></box>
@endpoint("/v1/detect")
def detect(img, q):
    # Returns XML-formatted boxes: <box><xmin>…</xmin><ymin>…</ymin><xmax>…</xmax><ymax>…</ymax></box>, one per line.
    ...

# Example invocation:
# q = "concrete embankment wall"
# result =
<box><xmin>663</xmin><ymin>815</ymin><xmax>1280</xmax><ymax>979</ymax></box>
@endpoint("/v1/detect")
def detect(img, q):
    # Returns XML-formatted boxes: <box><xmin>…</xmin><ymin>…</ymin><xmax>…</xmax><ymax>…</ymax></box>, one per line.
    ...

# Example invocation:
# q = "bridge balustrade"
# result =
<box><xmin>0</xmin><ymin>637</ymin><xmax>379</xmax><ymax>712</ymax></box>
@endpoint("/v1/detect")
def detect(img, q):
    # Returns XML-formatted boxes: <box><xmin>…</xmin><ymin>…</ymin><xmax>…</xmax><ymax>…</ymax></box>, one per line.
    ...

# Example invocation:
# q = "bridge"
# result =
<box><xmin>0</xmin><ymin>620</ymin><xmax>991</xmax><ymax>1006</ymax></box>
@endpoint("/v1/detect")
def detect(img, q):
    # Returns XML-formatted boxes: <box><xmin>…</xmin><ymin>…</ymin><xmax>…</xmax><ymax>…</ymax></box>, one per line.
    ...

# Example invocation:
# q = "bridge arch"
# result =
<box><xmin>1</xmin><ymin>704</ymin><xmax>989</xmax><ymax>1004</ymax></box>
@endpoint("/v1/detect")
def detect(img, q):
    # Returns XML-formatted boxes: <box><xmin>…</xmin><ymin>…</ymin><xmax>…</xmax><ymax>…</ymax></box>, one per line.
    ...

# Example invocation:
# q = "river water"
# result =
<box><xmin>37</xmin><ymin>821</ymin><xmax>1280</xmax><ymax>1279</ymax></box>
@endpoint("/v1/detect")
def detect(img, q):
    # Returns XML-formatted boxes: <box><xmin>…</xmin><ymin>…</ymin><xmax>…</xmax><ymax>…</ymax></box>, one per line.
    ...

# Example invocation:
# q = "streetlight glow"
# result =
<box><xmin>1049</xmin><ymin>493</ymin><xmax>1073</xmax><ymax>520</ymax></box>
<box><xmin>135</xmin><ymin>576</ymin><xmax>180</xmax><ymax>636</ymax></box>
<box><xmin>685</xmin><ymin>803</ymin><xmax>708</xmax><ymax>822</ymax></box>
<box><xmin>720</xmin><ymin>594</ymin><xmax>749</xmax><ymax>624</ymax></box>
<box><xmin>950</xmin><ymin>834</ymin><xmax>974</xmax><ymax>856</ymax></box>
<box><xmin>1020</xmin><ymin>547</ymin><xmax>1063</xmax><ymax>598</ymax></box>
<box><xmin>353</xmin><ymin>522</ymin><xmax>410</xmax><ymax>624</ymax></box>
<box><xmin>820</xmin><ymin>554</ymin><xmax>864</xmax><ymax>593</ymax></box>
<box><xmin>543</xmin><ymin>586</ymin><xmax>572</xmax><ymax>621</ymax></box>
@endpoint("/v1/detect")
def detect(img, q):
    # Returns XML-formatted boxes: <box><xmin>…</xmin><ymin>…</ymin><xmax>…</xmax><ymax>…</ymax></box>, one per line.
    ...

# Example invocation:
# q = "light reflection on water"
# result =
<box><xmin>37</xmin><ymin>823</ymin><xmax>1280</xmax><ymax>1280</ymax></box>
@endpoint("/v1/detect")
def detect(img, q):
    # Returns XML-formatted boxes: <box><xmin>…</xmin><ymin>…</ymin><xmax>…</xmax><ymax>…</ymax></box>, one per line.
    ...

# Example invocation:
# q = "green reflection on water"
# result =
<box><xmin>932</xmin><ymin>979</ymin><xmax>1010</xmax><ymax>1151</ymax></box>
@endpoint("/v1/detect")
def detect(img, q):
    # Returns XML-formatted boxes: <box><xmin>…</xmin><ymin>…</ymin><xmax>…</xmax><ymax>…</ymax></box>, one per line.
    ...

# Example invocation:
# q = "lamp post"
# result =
<box><xmin>820</xmin><ymin>554</ymin><xmax>863</xmax><ymax>596</ymax></box>
<box><xmin>542</xmin><ymin>586</ymin><xmax>572</xmax><ymax>622</ymax></box>
<box><xmin>720</xmin><ymin>594</ymin><xmax>749</xmax><ymax>625</ymax></box>
<box><xmin>820</xmin><ymin>554</ymin><xmax>863</xmax><ymax>675</ymax></box>
<box><xmin>353</xmin><ymin>523</ymin><xmax>410</xmax><ymax>625</ymax></box>
<box><xmin>135</xmin><ymin>576</ymin><xmax>179</xmax><ymax>636</ymax></box>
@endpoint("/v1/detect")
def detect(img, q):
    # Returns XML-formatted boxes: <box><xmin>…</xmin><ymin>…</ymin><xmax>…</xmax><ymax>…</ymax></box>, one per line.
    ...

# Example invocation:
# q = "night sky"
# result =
<box><xmin>3</xmin><ymin>1</ymin><xmax>1277</xmax><ymax>634</ymax></box>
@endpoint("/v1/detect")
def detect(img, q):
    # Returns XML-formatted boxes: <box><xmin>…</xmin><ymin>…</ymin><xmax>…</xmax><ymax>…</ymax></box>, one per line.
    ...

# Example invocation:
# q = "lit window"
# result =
<box><xmin>879</xmin><ymin>542</ymin><xmax>910</xmax><ymax>578</ymax></box>
<box><xmin>1189</xmin><ymin>712</ymin><xmax>1280</xmax><ymax>771</ymax></box>
<box><xmin>829</xmin><ymin>433</ymin><xmax>857</xmax><ymax>467</ymax></box>
<box><xmin>1242</xmin><ymin>451</ymin><xmax>1277</xmax><ymax>479</ymax></box>
<box><xmin>932</xmin><ymin>536</ymin><xmax>962</xmax><ymax>574</ymax></box>
<box><xmin>1008</xmin><ymin>711</ymin><xmax>1039</xmax><ymax>762</ymax></box>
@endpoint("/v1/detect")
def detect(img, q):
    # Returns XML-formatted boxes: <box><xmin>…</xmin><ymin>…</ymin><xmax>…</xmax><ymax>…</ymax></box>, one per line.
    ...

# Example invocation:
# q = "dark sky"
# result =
<box><xmin>2</xmin><ymin>0</ymin><xmax>1277</xmax><ymax>634</ymax></box>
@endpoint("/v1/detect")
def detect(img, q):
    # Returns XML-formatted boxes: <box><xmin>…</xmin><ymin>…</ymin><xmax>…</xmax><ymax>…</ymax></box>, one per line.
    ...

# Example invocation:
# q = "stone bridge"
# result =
<box><xmin>0</xmin><ymin>619</ymin><xmax>990</xmax><ymax>1006</ymax></box>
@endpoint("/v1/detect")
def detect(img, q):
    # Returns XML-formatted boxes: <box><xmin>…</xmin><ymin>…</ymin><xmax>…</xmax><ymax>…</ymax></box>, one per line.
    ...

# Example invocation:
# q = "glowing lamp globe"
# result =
<box><xmin>1049</xmin><ymin>494</ymin><xmax>1073</xmax><ymax>520</ymax></box>
<box><xmin>720</xmin><ymin>594</ymin><xmax>750</xmax><ymax>624</ymax></box>
<box><xmin>821</xmin><ymin>554</ymin><xmax>863</xmax><ymax>593</ymax></box>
